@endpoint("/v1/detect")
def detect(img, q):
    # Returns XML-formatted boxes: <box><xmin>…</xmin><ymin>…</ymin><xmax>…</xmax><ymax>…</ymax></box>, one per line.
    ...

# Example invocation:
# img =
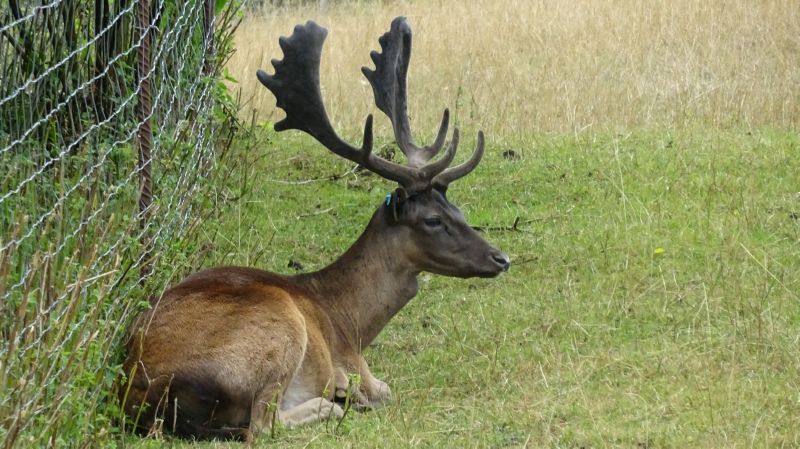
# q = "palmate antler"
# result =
<box><xmin>256</xmin><ymin>17</ymin><xmax>484</xmax><ymax>193</ymax></box>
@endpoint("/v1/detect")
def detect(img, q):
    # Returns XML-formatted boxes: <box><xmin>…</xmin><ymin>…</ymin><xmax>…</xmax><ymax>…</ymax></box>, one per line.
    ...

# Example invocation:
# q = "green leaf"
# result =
<box><xmin>223</xmin><ymin>67</ymin><xmax>238</xmax><ymax>83</ymax></box>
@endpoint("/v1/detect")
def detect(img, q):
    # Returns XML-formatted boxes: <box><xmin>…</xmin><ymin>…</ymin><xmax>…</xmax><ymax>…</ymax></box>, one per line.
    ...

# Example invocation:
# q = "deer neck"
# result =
<box><xmin>295</xmin><ymin>207</ymin><xmax>418</xmax><ymax>351</ymax></box>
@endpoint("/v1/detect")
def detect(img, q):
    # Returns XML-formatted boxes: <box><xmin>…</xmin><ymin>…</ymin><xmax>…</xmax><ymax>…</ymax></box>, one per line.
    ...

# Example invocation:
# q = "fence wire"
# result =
<box><xmin>0</xmin><ymin>0</ymin><xmax>239</xmax><ymax>445</ymax></box>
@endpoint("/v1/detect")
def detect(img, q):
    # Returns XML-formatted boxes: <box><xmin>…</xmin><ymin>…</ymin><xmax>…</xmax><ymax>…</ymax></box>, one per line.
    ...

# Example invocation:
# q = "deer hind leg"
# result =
<box><xmin>245</xmin><ymin>386</ymin><xmax>280</xmax><ymax>442</ymax></box>
<box><xmin>277</xmin><ymin>397</ymin><xmax>344</xmax><ymax>427</ymax></box>
<box><xmin>247</xmin><ymin>342</ymin><xmax>312</xmax><ymax>438</ymax></box>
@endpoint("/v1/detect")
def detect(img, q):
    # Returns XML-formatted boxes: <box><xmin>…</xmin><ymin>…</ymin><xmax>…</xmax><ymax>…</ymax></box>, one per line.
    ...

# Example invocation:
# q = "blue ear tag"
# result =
<box><xmin>385</xmin><ymin>192</ymin><xmax>392</xmax><ymax>206</ymax></box>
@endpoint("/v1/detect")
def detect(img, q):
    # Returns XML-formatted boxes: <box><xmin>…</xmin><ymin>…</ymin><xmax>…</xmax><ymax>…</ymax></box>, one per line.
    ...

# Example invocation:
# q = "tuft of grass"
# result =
<box><xmin>126</xmin><ymin>125</ymin><xmax>800</xmax><ymax>448</ymax></box>
<box><xmin>227</xmin><ymin>0</ymin><xmax>800</xmax><ymax>135</ymax></box>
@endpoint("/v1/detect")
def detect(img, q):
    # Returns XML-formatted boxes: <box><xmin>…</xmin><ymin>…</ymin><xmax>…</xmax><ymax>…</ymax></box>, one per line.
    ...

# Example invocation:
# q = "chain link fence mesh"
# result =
<box><xmin>0</xmin><ymin>0</ymin><xmax>242</xmax><ymax>445</ymax></box>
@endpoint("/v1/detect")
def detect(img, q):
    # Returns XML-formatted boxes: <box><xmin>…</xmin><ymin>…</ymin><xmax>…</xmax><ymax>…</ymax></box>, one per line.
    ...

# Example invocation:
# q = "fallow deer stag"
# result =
<box><xmin>120</xmin><ymin>16</ymin><xmax>509</xmax><ymax>441</ymax></box>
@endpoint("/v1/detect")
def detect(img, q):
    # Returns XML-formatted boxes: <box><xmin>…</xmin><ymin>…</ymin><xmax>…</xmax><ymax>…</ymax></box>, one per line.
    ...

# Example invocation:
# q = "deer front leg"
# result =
<box><xmin>279</xmin><ymin>397</ymin><xmax>344</xmax><ymax>427</ymax></box>
<box><xmin>249</xmin><ymin>393</ymin><xmax>345</xmax><ymax>438</ymax></box>
<box><xmin>334</xmin><ymin>355</ymin><xmax>392</xmax><ymax>410</ymax></box>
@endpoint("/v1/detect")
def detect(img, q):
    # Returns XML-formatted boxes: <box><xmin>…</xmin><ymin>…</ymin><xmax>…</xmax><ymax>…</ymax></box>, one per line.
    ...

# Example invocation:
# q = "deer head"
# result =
<box><xmin>257</xmin><ymin>17</ymin><xmax>509</xmax><ymax>278</ymax></box>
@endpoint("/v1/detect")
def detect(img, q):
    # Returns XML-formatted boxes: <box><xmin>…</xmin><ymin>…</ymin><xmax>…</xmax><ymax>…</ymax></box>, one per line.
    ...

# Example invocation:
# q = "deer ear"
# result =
<box><xmin>387</xmin><ymin>187</ymin><xmax>408</xmax><ymax>223</ymax></box>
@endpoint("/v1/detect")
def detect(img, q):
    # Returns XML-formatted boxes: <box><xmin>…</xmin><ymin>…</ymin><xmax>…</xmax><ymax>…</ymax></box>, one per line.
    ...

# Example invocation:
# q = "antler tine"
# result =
<box><xmin>256</xmin><ymin>21</ymin><xmax>422</xmax><ymax>188</ymax></box>
<box><xmin>432</xmin><ymin>131</ymin><xmax>485</xmax><ymax>190</ymax></box>
<box><xmin>421</xmin><ymin>128</ymin><xmax>459</xmax><ymax>179</ymax></box>
<box><xmin>361</xmin><ymin>17</ymin><xmax>450</xmax><ymax>168</ymax></box>
<box><xmin>427</xmin><ymin>109</ymin><xmax>451</xmax><ymax>159</ymax></box>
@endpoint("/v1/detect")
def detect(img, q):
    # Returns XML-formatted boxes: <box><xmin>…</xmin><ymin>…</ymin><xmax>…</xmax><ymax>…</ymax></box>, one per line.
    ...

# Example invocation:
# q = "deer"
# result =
<box><xmin>119</xmin><ymin>16</ymin><xmax>509</xmax><ymax>442</ymax></box>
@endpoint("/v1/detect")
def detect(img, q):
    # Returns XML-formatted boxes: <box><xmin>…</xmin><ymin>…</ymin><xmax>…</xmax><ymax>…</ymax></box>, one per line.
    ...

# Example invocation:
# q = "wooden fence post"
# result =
<box><xmin>136</xmin><ymin>0</ymin><xmax>154</xmax><ymax>283</ymax></box>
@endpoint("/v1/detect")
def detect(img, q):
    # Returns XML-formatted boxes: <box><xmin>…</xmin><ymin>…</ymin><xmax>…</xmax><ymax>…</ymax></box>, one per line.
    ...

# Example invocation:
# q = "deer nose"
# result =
<box><xmin>490</xmin><ymin>252</ymin><xmax>511</xmax><ymax>272</ymax></box>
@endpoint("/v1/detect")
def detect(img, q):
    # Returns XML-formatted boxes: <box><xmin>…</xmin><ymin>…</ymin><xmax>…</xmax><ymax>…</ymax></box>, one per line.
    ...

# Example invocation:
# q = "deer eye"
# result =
<box><xmin>423</xmin><ymin>217</ymin><xmax>442</xmax><ymax>227</ymax></box>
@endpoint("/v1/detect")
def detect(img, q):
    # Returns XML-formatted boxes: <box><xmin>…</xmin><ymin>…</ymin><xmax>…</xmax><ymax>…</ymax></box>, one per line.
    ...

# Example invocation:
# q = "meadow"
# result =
<box><xmin>229</xmin><ymin>0</ymin><xmax>799</xmax><ymax>133</ymax></box>
<box><xmin>133</xmin><ymin>0</ymin><xmax>798</xmax><ymax>447</ymax></box>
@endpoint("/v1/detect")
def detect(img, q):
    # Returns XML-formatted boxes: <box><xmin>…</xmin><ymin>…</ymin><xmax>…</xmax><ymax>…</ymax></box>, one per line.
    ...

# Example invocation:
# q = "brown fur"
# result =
<box><xmin>119</xmin><ymin>17</ymin><xmax>511</xmax><ymax>442</ymax></box>
<box><xmin>120</xmin><ymin>193</ymin><xmax>508</xmax><ymax>441</ymax></box>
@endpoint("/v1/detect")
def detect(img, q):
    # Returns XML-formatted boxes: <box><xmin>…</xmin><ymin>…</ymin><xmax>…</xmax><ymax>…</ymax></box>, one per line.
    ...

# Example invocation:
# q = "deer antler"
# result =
<box><xmin>432</xmin><ymin>131</ymin><xmax>485</xmax><ymax>190</ymax></box>
<box><xmin>256</xmin><ymin>22</ymin><xmax>422</xmax><ymax>188</ymax></box>
<box><xmin>257</xmin><ymin>18</ymin><xmax>484</xmax><ymax>192</ymax></box>
<box><xmin>361</xmin><ymin>18</ymin><xmax>451</xmax><ymax>169</ymax></box>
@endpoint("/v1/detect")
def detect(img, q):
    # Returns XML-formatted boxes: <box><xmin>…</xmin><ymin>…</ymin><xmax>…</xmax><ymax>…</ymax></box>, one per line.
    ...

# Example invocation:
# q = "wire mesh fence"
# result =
<box><xmin>0</xmin><ymin>0</ymin><xmax>241</xmax><ymax>445</ymax></box>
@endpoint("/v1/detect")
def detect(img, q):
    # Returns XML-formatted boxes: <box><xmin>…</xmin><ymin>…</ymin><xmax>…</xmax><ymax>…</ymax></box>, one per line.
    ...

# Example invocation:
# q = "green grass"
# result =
<box><xmin>129</xmin><ymin>125</ymin><xmax>799</xmax><ymax>448</ymax></box>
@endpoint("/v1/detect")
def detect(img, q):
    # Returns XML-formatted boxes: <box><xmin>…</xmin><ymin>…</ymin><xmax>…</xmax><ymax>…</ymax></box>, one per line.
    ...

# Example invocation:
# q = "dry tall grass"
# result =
<box><xmin>228</xmin><ymin>0</ymin><xmax>799</xmax><ymax>135</ymax></box>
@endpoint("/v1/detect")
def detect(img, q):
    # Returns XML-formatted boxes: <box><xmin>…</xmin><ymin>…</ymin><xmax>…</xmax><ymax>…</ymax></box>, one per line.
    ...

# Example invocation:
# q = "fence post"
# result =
<box><xmin>203</xmin><ymin>0</ymin><xmax>215</xmax><ymax>75</ymax></box>
<box><xmin>136</xmin><ymin>0</ymin><xmax>154</xmax><ymax>283</ymax></box>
